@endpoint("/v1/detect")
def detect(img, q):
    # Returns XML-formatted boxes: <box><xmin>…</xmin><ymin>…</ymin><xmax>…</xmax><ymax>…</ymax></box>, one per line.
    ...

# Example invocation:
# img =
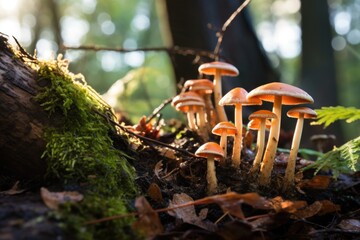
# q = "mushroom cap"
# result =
<box><xmin>287</xmin><ymin>107</ymin><xmax>318</xmax><ymax>119</ymax></box>
<box><xmin>195</xmin><ymin>142</ymin><xmax>224</xmax><ymax>160</ymax></box>
<box><xmin>247</xmin><ymin>119</ymin><xmax>272</xmax><ymax>130</ymax></box>
<box><xmin>219</xmin><ymin>87</ymin><xmax>262</xmax><ymax>106</ymax></box>
<box><xmin>249</xmin><ymin>110</ymin><xmax>277</xmax><ymax>120</ymax></box>
<box><xmin>184</xmin><ymin>79</ymin><xmax>214</xmax><ymax>94</ymax></box>
<box><xmin>172</xmin><ymin>92</ymin><xmax>203</xmax><ymax>107</ymax></box>
<box><xmin>247</xmin><ymin>82</ymin><xmax>314</xmax><ymax>105</ymax></box>
<box><xmin>198</xmin><ymin>61</ymin><xmax>239</xmax><ymax>77</ymax></box>
<box><xmin>175</xmin><ymin>100</ymin><xmax>205</xmax><ymax>112</ymax></box>
<box><xmin>212</xmin><ymin>121</ymin><xmax>238</xmax><ymax>136</ymax></box>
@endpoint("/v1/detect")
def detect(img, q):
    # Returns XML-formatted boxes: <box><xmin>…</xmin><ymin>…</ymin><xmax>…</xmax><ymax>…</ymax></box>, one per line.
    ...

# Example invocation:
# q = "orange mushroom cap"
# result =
<box><xmin>247</xmin><ymin>119</ymin><xmax>272</xmax><ymax>130</ymax></box>
<box><xmin>287</xmin><ymin>107</ymin><xmax>317</xmax><ymax>119</ymax></box>
<box><xmin>172</xmin><ymin>92</ymin><xmax>203</xmax><ymax>107</ymax></box>
<box><xmin>195</xmin><ymin>142</ymin><xmax>224</xmax><ymax>160</ymax></box>
<box><xmin>198</xmin><ymin>61</ymin><xmax>239</xmax><ymax>76</ymax></box>
<box><xmin>212</xmin><ymin>122</ymin><xmax>238</xmax><ymax>136</ymax></box>
<box><xmin>247</xmin><ymin>82</ymin><xmax>314</xmax><ymax>105</ymax></box>
<box><xmin>219</xmin><ymin>88</ymin><xmax>262</xmax><ymax>106</ymax></box>
<box><xmin>175</xmin><ymin>100</ymin><xmax>205</xmax><ymax>112</ymax></box>
<box><xmin>249</xmin><ymin>110</ymin><xmax>277</xmax><ymax>120</ymax></box>
<box><xmin>184</xmin><ymin>79</ymin><xmax>214</xmax><ymax>94</ymax></box>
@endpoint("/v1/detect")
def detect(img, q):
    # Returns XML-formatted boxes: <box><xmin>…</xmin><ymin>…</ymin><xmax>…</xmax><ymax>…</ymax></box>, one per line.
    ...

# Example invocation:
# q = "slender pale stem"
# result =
<box><xmin>219</xmin><ymin>132</ymin><xmax>227</xmax><ymax>164</ymax></box>
<box><xmin>284</xmin><ymin>114</ymin><xmax>304</xmax><ymax>189</ymax></box>
<box><xmin>197</xmin><ymin>107</ymin><xmax>209</xmax><ymax>141</ymax></box>
<box><xmin>258</xmin><ymin>96</ymin><xmax>282</xmax><ymax>185</ymax></box>
<box><xmin>250</xmin><ymin>119</ymin><xmax>266</xmax><ymax>174</ymax></box>
<box><xmin>232</xmin><ymin>103</ymin><xmax>243</xmax><ymax>167</ymax></box>
<box><xmin>214</xmin><ymin>69</ymin><xmax>228</xmax><ymax>122</ymax></box>
<box><xmin>187</xmin><ymin>108</ymin><xmax>197</xmax><ymax>130</ymax></box>
<box><xmin>206</xmin><ymin>156</ymin><xmax>218</xmax><ymax>195</ymax></box>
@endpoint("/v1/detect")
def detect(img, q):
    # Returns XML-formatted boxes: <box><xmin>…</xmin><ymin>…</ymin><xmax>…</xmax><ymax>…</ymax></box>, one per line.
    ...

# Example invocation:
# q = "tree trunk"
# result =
<box><xmin>0</xmin><ymin>35</ymin><xmax>50</xmax><ymax>183</ymax></box>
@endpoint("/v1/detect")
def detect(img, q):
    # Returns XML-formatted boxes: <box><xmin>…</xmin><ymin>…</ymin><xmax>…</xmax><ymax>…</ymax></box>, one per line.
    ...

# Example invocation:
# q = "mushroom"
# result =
<box><xmin>172</xmin><ymin>92</ymin><xmax>204</xmax><ymax>130</ymax></box>
<box><xmin>310</xmin><ymin>134</ymin><xmax>336</xmax><ymax>153</ymax></box>
<box><xmin>247</xmin><ymin>82</ymin><xmax>314</xmax><ymax>185</ymax></box>
<box><xmin>283</xmin><ymin>107</ymin><xmax>317</xmax><ymax>189</ymax></box>
<box><xmin>184</xmin><ymin>79</ymin><xmax>217</xmax><ymax>128</ymax></box>
<box><xmin>195</xmin><ymin>142</ymin><xmax>224</xmax><ymax>195</ymax></box>
<box><xmin>219</xmin><ymin>88</ymin><xmax>262</xmax><ymax>167</ymax></box>
<box><xmin>198</xmin><ymin>62</ymin><xmax>239</xmax><ymax>122</ymax></box>
<box><xmin>212</xmin><ymin>121</ymin><xmax>237</xmax><ymax>164</ymax></box>
<box><xmin>248</xmin><ymin>110</ymin><xmax>277</xmax><ymax>174</ymax></box>
<box><xmin>175</xmin><ymin>100</ymin><xmax>205</xmax><ymax>132</ymax></box>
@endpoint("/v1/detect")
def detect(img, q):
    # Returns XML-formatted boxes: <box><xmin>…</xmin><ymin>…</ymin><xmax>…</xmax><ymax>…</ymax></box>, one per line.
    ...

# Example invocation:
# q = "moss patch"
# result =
<box><xmin>27</xmin><ymin>55</ymin><xmax>138</xmax><ymax>237</ymax></box>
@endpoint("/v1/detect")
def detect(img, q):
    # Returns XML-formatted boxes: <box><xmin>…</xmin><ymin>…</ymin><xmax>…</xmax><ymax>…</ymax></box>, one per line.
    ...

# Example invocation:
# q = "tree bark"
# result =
<box><xmin>0</xmin><ymin>35</ymin><xmax>50</xmax><ymax>184</ymax></box>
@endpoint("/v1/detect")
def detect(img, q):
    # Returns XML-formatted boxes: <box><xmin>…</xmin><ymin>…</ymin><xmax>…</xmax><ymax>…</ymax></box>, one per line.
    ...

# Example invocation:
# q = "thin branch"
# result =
<box><xmin>213</xmin><ymin>0</ymin><xmax>252</xmax><ymax>60</ymax></box>
<box><xmin>146</xmin><ymin>97</ymin><xmax>173</xmax><ymax>123</ymax></box>
<box><xmin>63</xmin><ymin>45</ymin><xmax>217</xmax><ymax>60</ymax></box>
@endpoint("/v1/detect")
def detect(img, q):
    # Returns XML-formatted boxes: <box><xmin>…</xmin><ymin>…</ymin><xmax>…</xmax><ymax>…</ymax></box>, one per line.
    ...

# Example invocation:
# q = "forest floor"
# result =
<box><xmin>0</xmin><ymin>120</ymin><xmax>359</xmax><ymax>239</ymax></box>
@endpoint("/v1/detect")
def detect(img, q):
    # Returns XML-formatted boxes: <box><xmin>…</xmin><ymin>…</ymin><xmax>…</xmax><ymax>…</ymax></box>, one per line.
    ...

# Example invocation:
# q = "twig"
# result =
<box><xmin>63</xmin><ymin>45</ymin><xmax>217</xmax><ymax>60</ymax></box>
<box><xmin>146</xmin><ymin>97</ymin><xmax>173</xmax><ymax>123</ymax></box>
<box><xmin>213</xmin><ymin>0</ymin><xmax>252</xmax><ymax>60</ymax></box>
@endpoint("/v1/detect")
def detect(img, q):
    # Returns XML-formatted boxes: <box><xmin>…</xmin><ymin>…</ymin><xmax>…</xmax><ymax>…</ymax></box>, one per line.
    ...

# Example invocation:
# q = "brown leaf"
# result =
<box><xmin>291</xmin><ymin>201</ymin><xmax>322</xmax><ymax>219</ymax></box>
<box><xmin>0</xmin><ymin>181</ymin><xmax>26</xmax><ymax>195</ymax></box>
<box><xmin>297</xmin><ymin>175</ymin><xmax>331</xmax><ymax>190</ymax></box>
<box><xmin>168</xmin><ymin>193</ymin><xmax>214</xmax><ymax>231</ymax></box>
<box><xmin>147</xmin><ymin>183</ymin><xmax>163</xmax><ymax>203</ymax></box>
<box><xmin>270</xmin><ymin>196</ymin><xmax>307</xmax><ymax>213</ymax></box>
<box><xmin>40</xmin><ymin>187</ymin><xmax>83</xmax><ymax>210</ymax></box>
<box><xmin>132</xmin><ymin>196</ymin><xmax>163</xmax><ymax>238</ymax></box>
<box><xmin>317</xmin><ymin>200</ymin><xmax>341</xmax><ymax>216</ymax></box>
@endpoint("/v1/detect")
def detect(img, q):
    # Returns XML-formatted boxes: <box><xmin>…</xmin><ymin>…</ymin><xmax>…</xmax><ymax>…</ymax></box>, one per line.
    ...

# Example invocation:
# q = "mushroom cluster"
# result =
<box><xmin>172</xmin><ymin>60</ymin><xmax>316</xmax><ymax>193</ymax></box>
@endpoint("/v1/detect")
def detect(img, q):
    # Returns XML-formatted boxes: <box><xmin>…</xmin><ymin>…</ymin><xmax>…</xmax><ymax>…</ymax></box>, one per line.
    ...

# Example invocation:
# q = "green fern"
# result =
<box><xmin>311</xmin><ymin>106</ymin><xmax>360</xmax><ymax>128</ymax></box>
<box><xmin>304</xmin><ymin>136</ymin><xmax>360</xmax><ymax>178</ymax></box>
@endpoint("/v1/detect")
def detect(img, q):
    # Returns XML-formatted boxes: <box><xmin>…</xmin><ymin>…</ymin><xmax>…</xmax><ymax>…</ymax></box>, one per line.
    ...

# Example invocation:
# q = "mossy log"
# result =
<box><xmin>0</xmin><ymin>35</ymin><xmax>50</xmax><ymax>182</ymax></box>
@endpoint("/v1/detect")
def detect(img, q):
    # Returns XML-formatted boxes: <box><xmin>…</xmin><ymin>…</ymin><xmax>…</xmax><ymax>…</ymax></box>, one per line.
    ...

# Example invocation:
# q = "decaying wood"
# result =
<box><xmin>0</xmin><ymin>34</ymin><xmax>50</xmax><ymax>183</ymax></box>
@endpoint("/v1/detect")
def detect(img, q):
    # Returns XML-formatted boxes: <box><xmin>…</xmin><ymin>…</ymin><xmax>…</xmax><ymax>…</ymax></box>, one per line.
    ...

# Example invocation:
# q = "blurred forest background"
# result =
<box><xmin>0</xmin><ymin>0</ymin><xmax>359</xmax><ymax>144</ymax></box>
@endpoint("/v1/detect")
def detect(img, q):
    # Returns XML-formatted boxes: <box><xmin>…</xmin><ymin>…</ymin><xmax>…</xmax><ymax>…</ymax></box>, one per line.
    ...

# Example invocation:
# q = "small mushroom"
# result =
<box><xmin>195</xmin><ymin>142</ymin><xmax>224</xmax><ymax>195</ymax></box>
<box><xmin>219</xmin><ymin>88</ymin><xmax>262</xmax><ymax>168</ymax></box>
<box><xmin>310</xmin><ymin>134</ymin><xmax>336</xmax><ymax>153</ymax></box>
<box><xmin>283</xmin><ymin>107</ymin><xmax>317</xmax><ymax>190</ymax></box>
<box><xmin>184</xmin><ymin>79</ymin><xmax>217</xmax><ymax>128</ymax></box>
<box><xmin>175</xmin><ymin>100</ymin><xmax>205</xmax><ymax>132</ymax></box>
<box><xmin>247</xmin><ymin>82</ymin><xmax>314</xmax><ymax>185</ymax></box>
<box><xmin>212</xmin><ymin>121</ymin><xmax>237</xmax><ymax>164</ymax></box>
<box><xmin>198</xmin><ymin>62</ymin><xmax>239</xmax><ymax>123</ymax></box>
<box><xmin>248</xmin><ymin>110</ymin><xmax>277</xmax><ymax>174</ymax></box>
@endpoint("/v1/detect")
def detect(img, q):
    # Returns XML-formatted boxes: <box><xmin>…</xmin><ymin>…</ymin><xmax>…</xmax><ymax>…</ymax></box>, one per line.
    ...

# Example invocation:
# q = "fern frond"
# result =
<box><xmin>303</xmin><ymin>136</ymin><xmax>360</xmax><ymax>178</ymax></box>
<box><xmin>311</xmin><ymin>106</ymin><xmax>360</xmax><ymax>128</ymax></box>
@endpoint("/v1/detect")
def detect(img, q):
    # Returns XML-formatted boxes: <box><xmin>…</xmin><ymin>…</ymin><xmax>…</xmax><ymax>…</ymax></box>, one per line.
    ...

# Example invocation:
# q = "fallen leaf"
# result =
<box><xmin>270</xmin><ymin>196</ymin><xmax>307</xmax><ymax>213</ymax></box>
<box><xmin>317</xmin><ymin>200</ymin><xmax>341</xmax><ymax>216</ymax></box>
<box><xmin>40</xmin><ymin>187</ymin><xmax>84</xmax><ymax>210</ymax></box>
<box><xmin>168</xmin><ymin>193</ymin><xmax>214</xmax><ymax>231</ymax></box>
<box><xmin>292</xmin><ymin>201</ymin><xmax>322</xmax><ymax>219</ymax></box>
<box><xmin>0</xmin><ymin>181</ymin><xmax>26</xmax><ymax>195</ymax></box>
<box><xmin>147</xmin><ymin>183</ymin><xmax>163</xmax><ymax>203</ymax></box>
<box><xmin>297</xmin><ymin>175</ymin><xmax>331</xmax><ymax>190</ymax></box>
<box><xmin>337</xmin><ymin>219</ymin><xmax>360</xmax><ymax>231</ymax></box>
<box><xmin>132</xmin><ymin>196</ymin><xmax>163</xmax><ymax>238</ymax></box>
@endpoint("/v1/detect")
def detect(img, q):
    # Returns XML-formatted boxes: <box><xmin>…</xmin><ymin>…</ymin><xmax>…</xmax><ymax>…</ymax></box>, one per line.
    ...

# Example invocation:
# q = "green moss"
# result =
<box><xmin>27</xmin><ymin>55</ymin><xmax>139</xmax><ymax>237</ymax></box>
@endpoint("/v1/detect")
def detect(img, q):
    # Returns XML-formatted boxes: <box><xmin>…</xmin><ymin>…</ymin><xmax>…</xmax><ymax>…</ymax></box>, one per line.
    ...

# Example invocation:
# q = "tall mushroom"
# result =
<box><xmin>198</xmin><ymin>62</ymin><xmax>239</xmax><ymax>123</ymax></box>
<box><xmin>283</xmin><ymin>107</ymin><xmax>317</xmax><ymax>190</ymax></box>
<box><xmin>219</xmin><ymin>88</ymin><xmax>262</xmax><ymax>167</ymax></box>
<box><xmin>195</xmin><ymin>142</ymin><xmax>224</xmax><ymax>195</ymax></box>
<box><xmin>248</xmin><ymin>110</ymin><xmax>277</xmax><ymax>174</ymax></box>
<box><xmin>247</xmin><ymin>82</ymin><xmax>314</xmax><ymax>186</ymax></box>
<box><xmin>212</xmin><ymin>121</ymin><xmax>237</xmax><ymax>164</ymax></box>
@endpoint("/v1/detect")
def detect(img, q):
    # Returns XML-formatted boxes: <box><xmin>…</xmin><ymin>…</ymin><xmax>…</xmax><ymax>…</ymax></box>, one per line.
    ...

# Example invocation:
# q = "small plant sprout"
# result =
<box><xmin>283</xmin><ymin>107</ymin><xmax>317</xmax><ymax>190</ymax></box>
<box><xmin>195</xmin><ymin>142</ymin><xmax>224</xmax><ymax>195</ymax></box>
<box><xmin>184</xmin><ymin>79</ymin><xmax>217</xmax><ymax>128</ymax></box>
<box><xmin>198</xmin><ymin>62</ymin><xmax>239</xmax><ymax>123</ymax></box>
<box><xmin>248</xmin><ymin>110</ymin><xmax>277</xmax><ymax>174</ymax></box>
<box><xmin>247</xmin><ymin>82</ymin><xmax>314</xmax><ymax>186</ymax></box>
<box><xmin>212</xmin><ymin>121</ymin><xmax>237</xmax><ymax>164</ymax></box>
<box><xmin>219</xmin><ymin>88</ymin><xmax>262</xmax><ymax>168</ymax></box>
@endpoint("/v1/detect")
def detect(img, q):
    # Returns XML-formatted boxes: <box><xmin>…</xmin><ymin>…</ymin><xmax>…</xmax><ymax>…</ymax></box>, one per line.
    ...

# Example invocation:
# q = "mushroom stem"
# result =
<box><xmin>187</xmin><ymin>108</ymin><xmax>197</xmax><ymax>130</ymax></box>
<box><xmin>283</xmin><ymin>114</ymin><xmax>304</xmax><ymax>189</ymax></box>
<box><xmin>214</xmin><ymin>69</ymin><xmax>228</xmax><ymax>122</ymax></box>
<box><xmin>232</xmin><ymin>103</ymin><xmax>243</xmax><ymax>167</ymax></box>
<box><xmin>204</xmin><ymin>94</ymin><xmax>218</xmax><ymax>128</ymax></box>
<box><xmin>250</xmin><ymin>119</ymin><xmax>266</xmax><ymax>174</ymax></box>
<box><xmin>219</xmin><ymin>131</ymin><xmax>227</xmax><ymax>164</ymax></box>
<box><xmin>259</xmin><ymin>95</ymin><xmax>282</xmax><ymax>185</ymax></box>
<box><xmin>196</xmin><ymin>107</ymin><xmax>209</xmax><ymax>141</ymax></box>
<box><xmin>207</xmin><ymin>156</ymin><xmax>218</xmax><ymax>195</ymax></box>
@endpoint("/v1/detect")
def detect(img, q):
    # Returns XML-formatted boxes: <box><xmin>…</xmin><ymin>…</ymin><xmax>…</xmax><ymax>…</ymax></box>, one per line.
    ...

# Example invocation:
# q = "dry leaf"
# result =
<box><xmin>168</xmin><ymin>193</ymin><xmax>214</xmax><ymax>230</ymax></box>
<box><xmin>317</xmin><ymin>200</ymin><xmax>341</xmax><ymax>216</ymax></box>
<box><xmin>0</xmin><ymin>181</ymin><xmax>26</xmax><ymax>195</ymax></box>
<box><xmin>132</xmin><ymin>196</ymin><xmax>163</xmax><ymax>238</ymax></box>
<box><xmin>270</xmin><ymin>196</ymin><xmax>307</xmax><ymax>213</ymax></box>
<box><xmin>297</xmin><ymin>175</ymin><xmax>331</xmax><ymax>190</ymax></box>
<box><xmin>147</xmin><ymin>183</ymin><xmax>163</xmax><ymax>203</ymax></box>
<box><xmin>337</xmin><ymin>219</ymin><xmax>360</xmax><ymax>231</ymax></box>
<box><xmin>292</xmin><ymin>201</ymin><xmax>322</xmax><ymax>219</ymax></box>
<box><xmin>40</xmin><ymin>187</ymin><xmax>84</xmax><ymax>210</ymax></box>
